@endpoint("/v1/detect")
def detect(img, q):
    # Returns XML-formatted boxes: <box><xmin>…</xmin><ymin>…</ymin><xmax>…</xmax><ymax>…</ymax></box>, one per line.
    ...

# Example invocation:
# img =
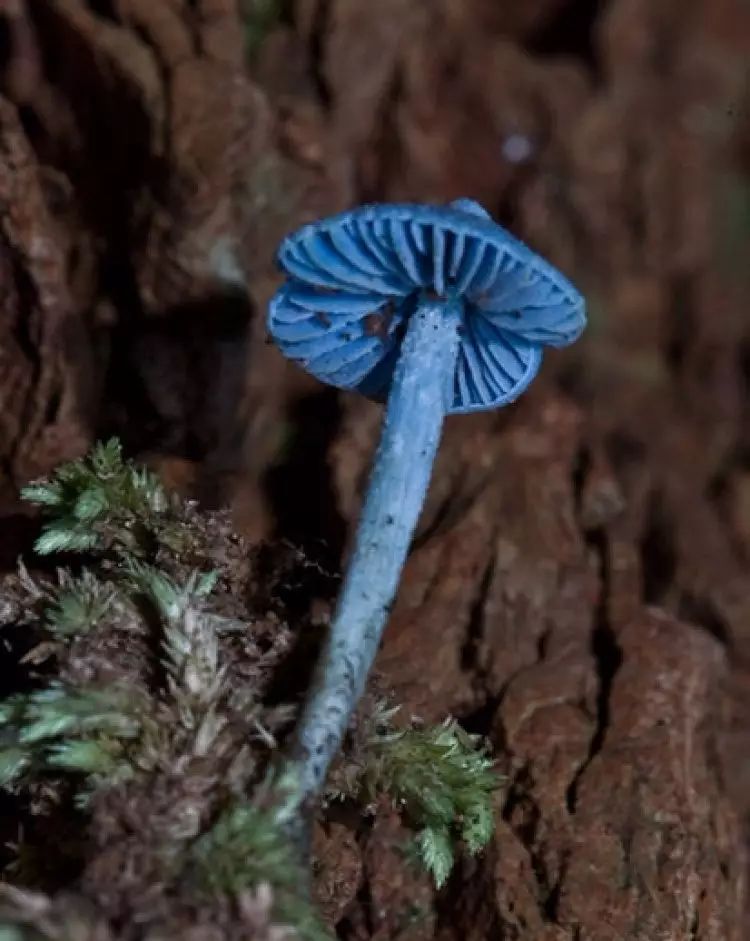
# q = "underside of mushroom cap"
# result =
<box><xmin>267</xmin><ymin>200</ymin><xmax>586</xmax><ymax>414</ymax></box>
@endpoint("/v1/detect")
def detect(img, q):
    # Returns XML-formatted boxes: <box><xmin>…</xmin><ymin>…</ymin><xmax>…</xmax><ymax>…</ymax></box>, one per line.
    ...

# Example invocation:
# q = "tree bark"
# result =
<box><xmin>1</xmin><ymin>0</ymin><xmax>749</xmax><ymax>938</ymax></box>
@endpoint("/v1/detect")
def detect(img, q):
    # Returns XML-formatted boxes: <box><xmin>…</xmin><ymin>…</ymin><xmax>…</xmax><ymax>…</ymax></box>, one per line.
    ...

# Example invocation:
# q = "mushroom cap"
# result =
<box><xmin>267</xmin><ymin>199</ymin><xmax>586</xmax><ymax>414</ymax></box>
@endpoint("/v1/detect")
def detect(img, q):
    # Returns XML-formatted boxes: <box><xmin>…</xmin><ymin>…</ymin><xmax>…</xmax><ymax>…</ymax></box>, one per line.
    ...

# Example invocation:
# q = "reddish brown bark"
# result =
<box><xmin>1</xmin><ymin>0</ymin><xmax>749</xmax><ymax>937</ymax></box>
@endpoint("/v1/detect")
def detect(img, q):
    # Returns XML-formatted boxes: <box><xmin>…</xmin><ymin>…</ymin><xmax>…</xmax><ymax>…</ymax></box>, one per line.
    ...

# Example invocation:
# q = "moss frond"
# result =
<box><xmin>43</xmin><ymin>569</ymin><xmax>117</xmax><ymax>637</ymax></box>
<box><xmin>0</xmin><ymin>683</ymin><xmax>144</xmax><ymax>791</ymax></box>
<box><xmin>21</xmin><ymin>438</ymin><xmax>171</xmax><ymax>556</ymax></box>
<box><xmin>188</xmin><ymin>778</ymin><xmax>330</xmax><ymax>941</ymax></box>
<box><xmin>124</xmin><ymin>561</ymin><xmax>226</xmax><ymax>715</ymax></box>
<box><xmin>329</xmin><ymin>707</ymin><xmax>502</xmax><ymax>888</ymax></box>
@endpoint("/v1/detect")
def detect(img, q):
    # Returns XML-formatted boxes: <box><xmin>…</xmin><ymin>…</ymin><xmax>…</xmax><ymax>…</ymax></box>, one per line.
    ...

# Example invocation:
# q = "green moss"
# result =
<box><xmin>2</xmin><ymin>439</ymin><xmax>315</xmax><ymax>938</ymax></box>
<box><xmin>21</xmin><ymin>438</ymin><xmax>175</xmax><ymax>557</ymax></box>
<box><xmin>4</xmin><ymin>438</ymin><xmax>503</xmax><ymax>933</ymax></box>
<box><xmin>328</xmin><ymin>705</ymin><xmax>502</xmax><ymax>888</ymax></box>
<box><xmin>189</xmin><ymin>780</ymin><xmax>330</xmax><ymax>941</ymax></box>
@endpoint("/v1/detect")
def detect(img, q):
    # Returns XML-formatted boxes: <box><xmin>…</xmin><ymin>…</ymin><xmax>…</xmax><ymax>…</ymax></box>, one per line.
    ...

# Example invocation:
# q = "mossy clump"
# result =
<box><xmin>0</xmin><ymin>440</ymin><xmax>320</xmax><ymax>940</ymax></box>
<box><xmin>0</xmin><ymin>440</ymin><xmax>502</xmax><ymax>937</ymax></box>
<box><xmin>327</xmin><ymin>703</ymin><xmax>501</xmax><ymax>888</ymax></box>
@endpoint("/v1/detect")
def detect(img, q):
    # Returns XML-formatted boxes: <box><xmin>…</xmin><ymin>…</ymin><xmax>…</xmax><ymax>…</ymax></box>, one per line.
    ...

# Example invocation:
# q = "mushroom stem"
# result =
<box><xmin>288</xmin><ymin>296</ymin><xmax>463</xmax><ymax>809</ymax></box>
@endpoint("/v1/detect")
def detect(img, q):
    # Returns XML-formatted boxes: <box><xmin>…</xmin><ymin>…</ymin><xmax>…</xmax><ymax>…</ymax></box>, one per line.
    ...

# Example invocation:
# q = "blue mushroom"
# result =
<box><xmin>267</xmin><ymin>198</ymin><xmax>585</xmax><ymax>810</ymax></box>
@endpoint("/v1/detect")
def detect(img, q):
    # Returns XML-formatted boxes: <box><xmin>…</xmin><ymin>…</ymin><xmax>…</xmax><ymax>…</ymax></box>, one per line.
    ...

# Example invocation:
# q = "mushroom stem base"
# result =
<box><xmin>287</xmin><ymin>296</ymin><xmax>463</xmax><ymax>811</ymax></box>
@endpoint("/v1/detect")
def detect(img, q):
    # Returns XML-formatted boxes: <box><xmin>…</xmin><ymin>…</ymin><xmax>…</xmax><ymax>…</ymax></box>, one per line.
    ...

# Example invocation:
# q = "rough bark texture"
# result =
<box><xmin>2</xmin><ymin>0</ymin><xmax>750</xmax><ymax>938</ymax></box>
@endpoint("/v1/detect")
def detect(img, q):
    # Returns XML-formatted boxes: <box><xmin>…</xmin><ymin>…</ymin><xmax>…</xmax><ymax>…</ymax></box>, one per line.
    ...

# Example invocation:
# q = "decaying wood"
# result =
<box><xmin>1</xmin><ymin>0</ymin><xmax>750</xmax><ymax>937</ymax></box>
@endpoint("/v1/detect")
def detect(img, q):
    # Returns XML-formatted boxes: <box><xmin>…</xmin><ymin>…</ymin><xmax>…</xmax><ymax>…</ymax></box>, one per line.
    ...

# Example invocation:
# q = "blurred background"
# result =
<box><xmin>1</xmin><ymin>0</ymin><xmax>750</xmax><ymax>937</ymax></box>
